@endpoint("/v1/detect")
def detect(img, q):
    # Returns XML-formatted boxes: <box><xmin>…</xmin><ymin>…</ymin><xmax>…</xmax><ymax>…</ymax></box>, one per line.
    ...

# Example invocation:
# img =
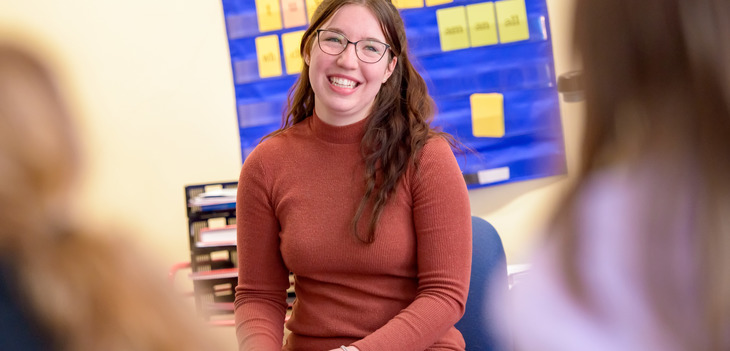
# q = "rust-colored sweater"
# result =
<box><xmin>234</xmin><ymin>113</ymin><xmax>472</xmax><ymax>351</ymax></box>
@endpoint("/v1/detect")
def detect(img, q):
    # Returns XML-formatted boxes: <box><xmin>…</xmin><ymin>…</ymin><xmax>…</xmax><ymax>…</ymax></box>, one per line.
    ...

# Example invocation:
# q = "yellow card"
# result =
<box><xmin>256</xmin><ymin>0</ymin><xmax>283</xmax><ymax>32</ymax></box>
<box><xmin>470</xmin><ymin>93</ymin><xmax>505</xmax><ymax>137</ymax></box>
<box><xmin>436</xmin><ymin>6</ymin><xmax>469</xmax><ymax>52</ymax></box>
<box><xmin>495</xmin><ymin>0</ymin><xmax>530</xmax><ymax>43</ymax></box>
<box><xmin>305</xmin><ymin>0</ymin><xmax>322</xmax><ymax>20</ymax></box>
<box><xmin>282</xmin><ymin>30</ymin><xmax>305</xmax><ymax>74</ymax></box>
<box><xmin>392</xmin><ymin>0</ymin><xmax>424</xmax><ymax>9</ymax></box>
<box><xmin>255</xmin><ymin>35</ymin><xmax>283</xmax><ymax>78</ymax></box>
<box><xmin>426</xmin><ymin>0</ymin><xmax>452</xmax><ymax>6</ymax></box>
<box><xmin>467</xmin><ymin>2</ymin><xmax>498</xmax><ymax>47</ymax></box>
<box><xmin>282</xmin><ymin>0</ymin><xmax>307</xmax><ymax>28</ymax></box>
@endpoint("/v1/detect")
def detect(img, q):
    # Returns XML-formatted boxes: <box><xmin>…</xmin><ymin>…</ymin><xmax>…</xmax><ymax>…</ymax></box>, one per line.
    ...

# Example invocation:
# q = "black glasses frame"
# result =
<box><xmin>316</xmin><ymin>29</ymin><xmax>391</xmax><ymax>64</ymax></box>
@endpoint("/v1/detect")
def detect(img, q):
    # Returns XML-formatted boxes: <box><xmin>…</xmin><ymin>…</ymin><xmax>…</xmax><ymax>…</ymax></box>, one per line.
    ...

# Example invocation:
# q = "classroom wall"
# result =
<box><xmin>0</xmin><ymin>0</ymin><xmax>580</xmax><ymax>271</ymax></box>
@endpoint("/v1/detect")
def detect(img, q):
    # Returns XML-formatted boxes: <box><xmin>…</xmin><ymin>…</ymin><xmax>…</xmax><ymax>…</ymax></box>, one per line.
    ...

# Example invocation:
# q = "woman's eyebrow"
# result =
<box><xmin>322</xmin><ymin>27</ymin><xmax>385</xmax><ymax>42</ymax></box>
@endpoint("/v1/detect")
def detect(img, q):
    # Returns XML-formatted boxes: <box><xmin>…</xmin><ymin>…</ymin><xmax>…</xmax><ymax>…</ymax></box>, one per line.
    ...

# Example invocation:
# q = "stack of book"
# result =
<box><xmin>196</xmin><ymin>224</ymin><xmax>236</xmax><ymax>248</ymax></box>
<box><xmin>188</xmin><ymin>188</ymin><xmax>237</xmax><ymax>211</ymax></box>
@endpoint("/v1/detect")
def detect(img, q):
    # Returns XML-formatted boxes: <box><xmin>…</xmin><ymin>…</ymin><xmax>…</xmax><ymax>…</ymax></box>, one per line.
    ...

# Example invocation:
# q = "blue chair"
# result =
<box><xmin>455</xmin><ymin>216</ymin><xmax>509</xmax><ymax>351</ymax></box>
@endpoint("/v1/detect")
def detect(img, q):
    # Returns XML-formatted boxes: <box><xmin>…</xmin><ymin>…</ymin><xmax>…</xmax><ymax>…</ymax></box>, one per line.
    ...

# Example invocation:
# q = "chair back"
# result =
<box><xmin>455</xmin><ymin>216</ymin><xmax>508</xmax><ymax>351</ymax></box>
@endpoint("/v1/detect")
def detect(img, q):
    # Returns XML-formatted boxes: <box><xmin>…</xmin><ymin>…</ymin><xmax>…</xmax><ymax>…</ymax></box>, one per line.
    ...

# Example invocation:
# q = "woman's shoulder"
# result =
<box><xmin>247</xmin><ymin>124</ymin><xmax>309</xmax><ymax>159</ymax></box>
<box><xmin>407</xmin><ymin>135</ymin><xmax>463</xmax><ymax>187</ymax></box>
<box><xmin>576</xmin><ymin>166</ymin><xmax>646</xmax><ymax>218</ymax></box>
<box><xmin>418</xmin><ymin>135</ymin><xmax>456</xmax><ymax>160</ymax></box>
<box><xmin>504</xmin><ymin>165</ymin><xmax>682</xmax><ymax>351</ymax></box>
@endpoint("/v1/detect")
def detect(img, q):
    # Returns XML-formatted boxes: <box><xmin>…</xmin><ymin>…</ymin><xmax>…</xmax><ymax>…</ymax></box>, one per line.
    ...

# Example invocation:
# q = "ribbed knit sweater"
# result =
<box><xmin>234</xmin><ymin>112</ymin><xmax>472</xmax><ymax>351</ymax></box>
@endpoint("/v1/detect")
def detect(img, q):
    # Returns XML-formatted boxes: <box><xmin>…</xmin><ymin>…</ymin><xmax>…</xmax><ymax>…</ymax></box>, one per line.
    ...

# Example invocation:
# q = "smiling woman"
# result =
<box><xmin>233</xmin><ymin>0</ymin><xmax>473</xmax><ymax>351</ymax></box>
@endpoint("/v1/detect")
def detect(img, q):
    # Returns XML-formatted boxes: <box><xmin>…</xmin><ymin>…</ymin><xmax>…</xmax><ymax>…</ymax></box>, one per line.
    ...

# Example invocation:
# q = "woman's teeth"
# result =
<box><xmin>330</xmin><ymin>77</ymin><xmax>357</xmax><ymax>88</ymax></box>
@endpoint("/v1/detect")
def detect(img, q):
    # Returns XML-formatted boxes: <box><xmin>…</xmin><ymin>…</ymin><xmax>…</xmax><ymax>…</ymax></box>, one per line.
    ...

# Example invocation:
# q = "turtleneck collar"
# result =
<box><xmin>310</xmin><ymin>110</ymin><xmax>367</xmax><ymax>145</ymax></box>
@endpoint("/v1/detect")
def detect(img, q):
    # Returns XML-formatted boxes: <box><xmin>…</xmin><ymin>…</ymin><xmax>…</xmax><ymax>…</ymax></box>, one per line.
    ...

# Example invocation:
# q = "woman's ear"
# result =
<box><xmin>304</xmin><ymin>53</ymin><xmax>310</xmax><ymax>66</ymax></box>
<box><xmin>382</xmin><ymin>56</ymin><xmax>397</xmax><ymax>84</ymax></box>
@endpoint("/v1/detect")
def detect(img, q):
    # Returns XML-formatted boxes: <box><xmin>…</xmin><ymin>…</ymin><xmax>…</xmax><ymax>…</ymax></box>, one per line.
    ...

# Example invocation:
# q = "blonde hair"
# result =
<box><xmin>0</xmin><ymin>44</ymin><xmax>218</xmax><ymax>351</ymax></box>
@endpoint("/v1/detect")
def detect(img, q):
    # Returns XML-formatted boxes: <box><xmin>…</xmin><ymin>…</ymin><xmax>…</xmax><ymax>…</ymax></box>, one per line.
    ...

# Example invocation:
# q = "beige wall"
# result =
<box><xmin>1</xmin><ymin>1</ymin><xmax>580</xmax><ymax>348</ymax></box>
<box><xmin>0</xmin><ymin>1</ymin><xmax>242</xmax><ymax>269</ymax></box>
<box><xmin>1</xmin><ymin>0</ymin><xmax>579</xmax><ymax>304</ymax></box>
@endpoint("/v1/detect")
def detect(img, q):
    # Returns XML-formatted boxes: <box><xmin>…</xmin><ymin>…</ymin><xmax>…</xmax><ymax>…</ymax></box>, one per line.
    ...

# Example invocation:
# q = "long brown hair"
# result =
<box><xmin>0</xmin><ymin>44</ymin><xmax>219</xmax><ymax>351</ymax></box>
<box><xmin>268</xmin><ymin>0</ymin><xmax>454</xmax><ymax>243</ymax></box>
<box><xmin>551</xmin><ymin>0</ymin><xmax>730</xmax><ymax>348</ymax></box>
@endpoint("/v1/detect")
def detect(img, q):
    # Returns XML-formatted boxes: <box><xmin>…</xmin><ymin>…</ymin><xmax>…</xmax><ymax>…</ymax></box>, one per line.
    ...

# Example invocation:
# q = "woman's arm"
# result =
<box><xmin>353</xmin><ymin>138</ymin><xmax>472</xmax><ymax>351</ymax></box>
<box><xmin>234</xmin><ymin>148</ymin><xmax>290</xmax><ymax>350</ymax></box>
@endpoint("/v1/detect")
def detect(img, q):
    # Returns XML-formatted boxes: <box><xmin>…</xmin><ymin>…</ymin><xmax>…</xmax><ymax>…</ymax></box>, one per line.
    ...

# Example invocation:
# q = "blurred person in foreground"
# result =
<box><xmin>500</xmin><ymin>0</ymin><xmax>730</xmax><ymax>350</ymax></box>
<box><xmin>0</xmin><ymin>43</ymin><xmax>220</xmax><ymax>350</ymax></box>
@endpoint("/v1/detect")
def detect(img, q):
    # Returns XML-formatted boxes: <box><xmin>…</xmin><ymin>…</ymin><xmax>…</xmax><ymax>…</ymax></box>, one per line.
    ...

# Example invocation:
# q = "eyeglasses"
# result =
<box><xmin>316</xmin><ymin>29</ymin><xmax>391</xmax><ymax>64</ymax></box>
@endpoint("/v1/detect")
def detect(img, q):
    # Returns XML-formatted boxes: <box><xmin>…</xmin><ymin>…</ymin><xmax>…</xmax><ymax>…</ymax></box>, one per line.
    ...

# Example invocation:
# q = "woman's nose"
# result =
<box><xmin>336</xmin><ymin>43</ymin><xmax>359</xmax><ymax>68</ymax></box>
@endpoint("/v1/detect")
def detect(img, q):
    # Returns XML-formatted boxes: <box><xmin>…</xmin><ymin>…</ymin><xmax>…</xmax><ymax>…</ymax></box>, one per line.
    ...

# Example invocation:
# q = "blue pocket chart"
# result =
<box><xmin>221</xmin><ymin>0</ymin><xmax>566</xmax><ymax>189</ymax></box>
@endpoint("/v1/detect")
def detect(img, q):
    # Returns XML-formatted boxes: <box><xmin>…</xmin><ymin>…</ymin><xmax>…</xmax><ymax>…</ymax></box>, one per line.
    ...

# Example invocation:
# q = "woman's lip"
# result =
<box><xmin>327</xmin><ymin>78</ymin><xmax>359</xmax><ymax>95</ymax></box>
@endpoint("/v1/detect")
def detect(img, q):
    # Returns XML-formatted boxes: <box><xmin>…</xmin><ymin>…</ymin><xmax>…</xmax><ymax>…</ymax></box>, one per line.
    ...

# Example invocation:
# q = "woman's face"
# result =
<box><xmin>305</xmin><ymin>4</ymin><xmax>397</xmax><ymax>126</ymax></box>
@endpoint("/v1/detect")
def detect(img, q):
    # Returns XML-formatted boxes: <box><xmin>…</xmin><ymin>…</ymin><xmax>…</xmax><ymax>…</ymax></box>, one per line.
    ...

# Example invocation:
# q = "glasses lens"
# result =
<box><xmin>317</xmin><ymin>30</ymin><xmax>388</xmax><ymax>63</ymax></box>
<box><xmin>355</xmin><ymin>40</ymin><xmax>387</xmax><ymax>63</ymax></box>
<box><xmin>318</xmin><ymin>30</ymin><xmax>346</xmax><ymax>55</ymax></box>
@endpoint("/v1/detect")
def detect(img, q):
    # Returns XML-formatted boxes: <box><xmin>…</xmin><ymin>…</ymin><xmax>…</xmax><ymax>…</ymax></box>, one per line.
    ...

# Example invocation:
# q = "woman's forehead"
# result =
<box><xmin>321</xmin><ymin>4</ymin><xmax>386</xmax><ymax>41</ymax></box>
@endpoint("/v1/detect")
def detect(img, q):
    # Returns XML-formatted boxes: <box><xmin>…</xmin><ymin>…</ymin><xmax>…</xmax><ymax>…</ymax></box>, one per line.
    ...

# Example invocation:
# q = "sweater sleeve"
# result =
<box><xmin>353</xmin><ymin>138</ymin><xmax>472</xmax><ymax>351</ymax></box>
<box><xmin>234</xmin><ymin>146</ymin><xmax>290</xmax><ymax>351</ymax></box>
